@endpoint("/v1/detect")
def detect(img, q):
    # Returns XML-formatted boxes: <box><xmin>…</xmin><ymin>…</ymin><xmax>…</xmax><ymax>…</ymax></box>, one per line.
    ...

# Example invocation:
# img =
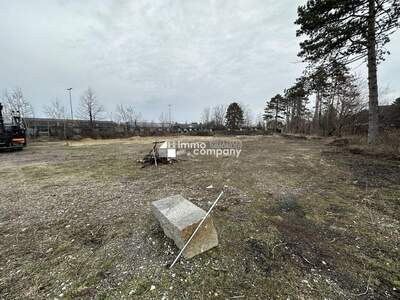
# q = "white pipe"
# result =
<box><xmin>169</xmin><ymin>191</ymin><xmax>224</xmax><ymax>269</ymax></box>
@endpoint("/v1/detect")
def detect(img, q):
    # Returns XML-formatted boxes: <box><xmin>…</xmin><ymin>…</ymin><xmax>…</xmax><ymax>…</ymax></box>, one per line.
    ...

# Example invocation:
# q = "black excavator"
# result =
<box><xmin>0</xmin><ymin>102</ymin><xmax>27</xmax><ymax>150</ymax></box>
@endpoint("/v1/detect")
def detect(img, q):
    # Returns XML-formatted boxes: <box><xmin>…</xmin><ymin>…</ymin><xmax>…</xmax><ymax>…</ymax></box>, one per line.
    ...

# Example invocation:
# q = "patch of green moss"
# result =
<box><xmin>63</xmin><ymin>255</ymin><xmax>119</xmax><ymax>299</ymax></box>
<box><xmin>54</xmin><ymin>240</ymin><xmax>73</xmax><ymax>255</ymax></box>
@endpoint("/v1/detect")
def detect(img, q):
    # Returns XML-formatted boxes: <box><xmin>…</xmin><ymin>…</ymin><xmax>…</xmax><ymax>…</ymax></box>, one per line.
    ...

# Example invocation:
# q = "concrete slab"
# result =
<box><xmin>151</xmin><ymin>195</ymin><xmax>218</xmax><ymax>258</ymax></box>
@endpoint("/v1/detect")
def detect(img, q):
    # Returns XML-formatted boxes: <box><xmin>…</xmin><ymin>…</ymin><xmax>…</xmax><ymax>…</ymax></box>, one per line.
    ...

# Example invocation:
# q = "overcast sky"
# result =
<box><xmin>1</xmin><ymin>0</ymin><xmax>399</xmax><ymax>122</ymax></box>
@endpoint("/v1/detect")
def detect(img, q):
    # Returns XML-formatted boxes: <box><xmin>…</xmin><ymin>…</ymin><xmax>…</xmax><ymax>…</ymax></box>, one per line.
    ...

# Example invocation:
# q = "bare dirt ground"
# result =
<box><xmin>0</xmin><ymin>135</ymin><xmax>399</xmax><ymax>299</ymax></box>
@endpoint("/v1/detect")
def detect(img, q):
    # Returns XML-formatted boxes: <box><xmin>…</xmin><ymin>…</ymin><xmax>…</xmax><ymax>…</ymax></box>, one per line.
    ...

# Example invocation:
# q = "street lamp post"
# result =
<box><xmin>67</xmin><ymin>88</ymin><xmax>73</xmax><ymax>120</ymax></box>
<box><xmin>168</xmin><ymin>104</ymin><xmax>172</xmax><ymax>127</ymax></box>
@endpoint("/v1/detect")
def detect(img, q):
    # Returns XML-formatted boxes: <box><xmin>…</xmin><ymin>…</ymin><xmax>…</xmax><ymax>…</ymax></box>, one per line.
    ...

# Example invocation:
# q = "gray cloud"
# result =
<box><xmin>0</xmin><ymin>0</ymin><xmax>398</xmax><ymax>122</ymax></box>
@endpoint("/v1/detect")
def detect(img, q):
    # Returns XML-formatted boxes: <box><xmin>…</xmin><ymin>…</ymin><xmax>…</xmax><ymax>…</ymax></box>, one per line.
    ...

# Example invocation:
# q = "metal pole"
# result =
<box><xmin>67</xmin><ymin>88</ymin><xmax>73</xmax><ymax>120</ymax></box>
<box><xmin>169</xmin><ymin>191</ymin><xmax>224</xmax><ymax>269</ymax></box>
<box><xmin>63</xmin><ymin>118</ymin><xmax>66</xmax><ymax>140</ymax></box>
<box><xmin>168</xmin><ymin>104</ymin><xmax>171</xmax><ymax>127</ymax></box>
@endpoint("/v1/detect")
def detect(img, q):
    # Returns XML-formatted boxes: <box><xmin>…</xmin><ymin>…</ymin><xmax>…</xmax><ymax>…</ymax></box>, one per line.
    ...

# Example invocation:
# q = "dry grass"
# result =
<box><xmin>0</xmin><ymin>135</ymin><xmax>399</xmax><ymax>299</ymax></box>
<box><xmin>342</xmin><ymin>129</ymin><xmax>400</xmax><ymax>159</ymax></box>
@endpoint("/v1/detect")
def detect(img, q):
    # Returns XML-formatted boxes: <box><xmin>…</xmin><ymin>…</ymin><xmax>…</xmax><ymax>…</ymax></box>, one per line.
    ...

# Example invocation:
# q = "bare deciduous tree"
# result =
<box><xmin>2</xmin><ymin>88</ymin><xmax>34</xmax><ymax>119</ymax></box>
<box><xmin>255</xmin><ymin>112</ymin><xmax>264</xmax><ymax>129</ymax></box>
<box><xmin>212</xmin><ymin>104</ymin><xmax>226</xmax><ymax>129</ymax></box>
<box><xmin>241</xmin><ymin>104</ymin><xmax>253</xmax><ymax>127</ymax></box>
<box><xmin>116</xmin><ymin>104</ymin><xmax>141</xmax><ymax>126</ymax></box>
<box><xmin>201</xmin><ymin>107</ymin><xmax>211</xmax><ymax>126</ymax></box>
<box><xmin>43</xmin><ymin>99</ymin><xmax>66</xmax><ymax>119</ymax></box>
<box><xmin>78</xmin><ymin>87</ymin><xmax>104</xmax><ymax>127</ymax></box>
<box><xmin>335</xmin><ymin>77</ymin><xmax>367</xmax><ymax>135</ymax></box>
<box><xmin>159</xmin><ymin>112</ymin><xmax>168</xmax><ymax>128</ymax></box>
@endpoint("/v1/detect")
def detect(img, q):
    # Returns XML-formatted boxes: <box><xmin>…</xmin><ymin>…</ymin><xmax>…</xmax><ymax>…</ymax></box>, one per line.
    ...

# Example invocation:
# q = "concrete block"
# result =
<box><xmin>151</xmin><ymin>195</ymin><xmax>218</xmax><ymax>258</ymax></box>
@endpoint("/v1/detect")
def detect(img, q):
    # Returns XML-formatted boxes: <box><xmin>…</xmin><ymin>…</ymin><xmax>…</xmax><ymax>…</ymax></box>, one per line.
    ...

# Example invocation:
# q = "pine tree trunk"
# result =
<box><xmin>367</xmin><ymin>0</ymin><xmax>379</xmax><ymax>144</ymax></box>
<box><xmin>285</xmin><ymin>106</ymin><xmax>290</xmax><ymax>133</ymax></box>
<box><xmin>89</xmin><ymin>111</ymin><xmax>93</xmax><ymax>129</ymax></box>
<box><xmin>313</xmin><ymin>90</ymin><xmax>320</xmax><ymax>133</ymax></box>
<box><xmin>290</xmin><ymin>102</ymin><xmax>295</xmax><ymax>133</ymax></box>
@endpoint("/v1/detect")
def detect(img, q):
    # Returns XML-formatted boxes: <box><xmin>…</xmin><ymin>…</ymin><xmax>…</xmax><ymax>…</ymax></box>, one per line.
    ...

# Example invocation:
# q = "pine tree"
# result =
<box><xmin>264</xmin><ymin>94</ymin><xmax>286</xmax><ymax>132</ymax></box>
<box><xmin>285</xmin><ymin>78</ymin><xmax>309</xmax><ymax>133</ymax></box>
<box><xmin>304</xmin><ymin>65</ymin><xmax>330</xmax><ymax>133</ymax></box>
<box><xmin>295</xmin><ymin>0</ymin><xmax>400</xmax><ymax>144</ymax></box>
<box><xmin>225</xmin><ymin>102</ymin><xmax>244</xmax><ymax>130</ymax></box>
<box><xmin>323</xmin><ymin>61</ymin><xmax>352</xmax><ymax>135</ymax></box>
